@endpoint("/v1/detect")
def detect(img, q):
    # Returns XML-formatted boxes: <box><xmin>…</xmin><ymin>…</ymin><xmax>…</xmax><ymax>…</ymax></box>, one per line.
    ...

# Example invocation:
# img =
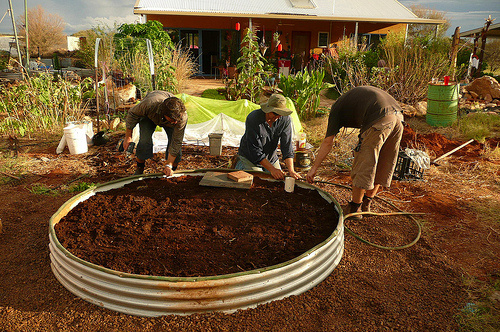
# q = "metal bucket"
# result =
<box><xmin>294</xmin><ymin>150</ymin><xmax>312</xmax><ymax>171</ymax></box>
<box><xmin>208</xmin><ymin>133</ymin><xmax>223</xmax><ymax>156</ymax></box>
<box><xmin>49</xmin><ymin>170</ymin><xmax>344</xmax><ymax>316</ymax></box>
<box><xmin>426</xmin><ymin>83</ymin><xmax>459</xmax><ymax>127</ymax></box>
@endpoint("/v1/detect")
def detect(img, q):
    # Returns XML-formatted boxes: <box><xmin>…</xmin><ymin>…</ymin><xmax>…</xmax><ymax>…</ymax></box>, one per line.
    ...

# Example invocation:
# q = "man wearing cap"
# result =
<box><xmin>235</xmin><ymin>94</ymin><xmax>301</xmax><ymax>180</ymax></box>
<box><xmin>306</xmin><ymin>86</ymin><xmax>404</xmax><ymax>219</ymax></box>
<box><xmin>122</xmin><ymin>90</ymin><xmax>188</xmax><ymax>176</ymax></box>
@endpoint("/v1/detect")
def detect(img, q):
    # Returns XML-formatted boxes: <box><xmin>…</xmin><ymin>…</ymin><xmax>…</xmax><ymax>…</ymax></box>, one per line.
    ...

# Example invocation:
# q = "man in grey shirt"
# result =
<box><xmin>123</xmin><ymin>90</ymin><xmax>188</xmax><ymax>176</ymax></box>
<box><xmin>306</xmin><ymin>86</ymin><xmax>404</xmax><ymax>219</ymax></box>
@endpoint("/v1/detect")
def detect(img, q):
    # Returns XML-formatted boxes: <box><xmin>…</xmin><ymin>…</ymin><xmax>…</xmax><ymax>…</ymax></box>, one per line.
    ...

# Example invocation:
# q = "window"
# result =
<box><xmin>318</xmin><ymin>32</ymin><xmax>329</xmax><ymax>48</ymax></box>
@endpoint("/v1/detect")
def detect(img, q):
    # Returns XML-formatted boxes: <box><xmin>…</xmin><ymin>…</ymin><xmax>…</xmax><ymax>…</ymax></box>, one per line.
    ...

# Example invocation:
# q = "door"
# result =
<box><xmin>201</xmin><ymin>30</ymin><xmax>220</xmax><ymax>76</ymax></box>
<box><xmin>291</xmin><ymin>31</ymin><xmax>311</xmax><ymax>71</ymax></box>
<box><xmin>180</xmin><ymin>30</ymin><xmax>200</xmax><ymax>70</ymax></box>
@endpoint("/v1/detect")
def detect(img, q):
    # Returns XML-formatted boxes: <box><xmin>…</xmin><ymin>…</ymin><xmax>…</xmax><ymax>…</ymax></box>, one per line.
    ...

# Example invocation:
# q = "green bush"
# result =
<box><xmin>224</xmin><ymin>27</ymin><xmax>268</xmax><ymax>103</ymax></box>
<box><xmin>278</xmin><ymin>69</ymin><xmax>334</xmax><ymax>120</ymax></box>
<box><xmin>0</xmin><ymin>73</ymin><xmax>90</xmax><ymax>137</ymax></box>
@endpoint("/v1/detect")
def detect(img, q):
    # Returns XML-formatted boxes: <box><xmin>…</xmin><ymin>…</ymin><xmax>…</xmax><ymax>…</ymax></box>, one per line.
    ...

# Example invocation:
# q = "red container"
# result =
<box><xmin>443</xmin><ymin>76</ymin><xmax>450</xmax><ymax>85</ymax></box>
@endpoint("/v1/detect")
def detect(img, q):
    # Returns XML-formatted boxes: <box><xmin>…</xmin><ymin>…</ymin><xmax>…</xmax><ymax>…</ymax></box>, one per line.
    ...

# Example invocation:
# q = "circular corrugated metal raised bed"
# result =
<box><xmin>49</xmin><ymin>170</ymin><xmax>344</xmax><ymax>316</ymax></box>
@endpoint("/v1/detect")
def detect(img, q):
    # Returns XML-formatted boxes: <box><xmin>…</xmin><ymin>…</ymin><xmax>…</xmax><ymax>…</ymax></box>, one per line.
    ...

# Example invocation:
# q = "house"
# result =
<box><xmin>133</xmin><ymin>0</ymin><xmax>443</xmax><ymax>76</ymax></box>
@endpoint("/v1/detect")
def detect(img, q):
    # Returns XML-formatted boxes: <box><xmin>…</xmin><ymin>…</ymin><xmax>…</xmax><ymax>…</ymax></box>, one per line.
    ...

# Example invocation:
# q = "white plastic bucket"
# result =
<box><xmin>64</xmin><ymin>125</ymin><xmax>88</xmax><ymax>154</ymax></box>
<box><xmin>67</xmin><ymin>121</ymin><xmax>94</xmax><ymax>144</ymax></box>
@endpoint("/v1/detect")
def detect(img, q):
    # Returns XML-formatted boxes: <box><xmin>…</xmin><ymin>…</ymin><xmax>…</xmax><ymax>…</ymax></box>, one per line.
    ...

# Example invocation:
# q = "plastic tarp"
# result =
<box><xmin>173</xmin><ymin>93</ymin><xmax>303</xmax><ymax>147</ymax></box>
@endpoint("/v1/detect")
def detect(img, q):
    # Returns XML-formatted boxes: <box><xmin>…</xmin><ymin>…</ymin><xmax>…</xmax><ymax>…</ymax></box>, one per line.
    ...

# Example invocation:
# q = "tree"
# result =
<box><xmin>408</xmin><ymin>5</ymin><xmax>451</xmax><ymax>38</ymax></box>
<box><xmin>18</xmin><ymin>5</ymin><xmax>66</xmax><ymax>57</ymax></box>
<box><xmin>114</xmin><ymin>20</ymin><xmax>173</xmax><ymax>55</ymax></box>
<box><xmin>484</xmin><ymin>40</ymin><xmax>500</xmax><ymax>74</ymax></box>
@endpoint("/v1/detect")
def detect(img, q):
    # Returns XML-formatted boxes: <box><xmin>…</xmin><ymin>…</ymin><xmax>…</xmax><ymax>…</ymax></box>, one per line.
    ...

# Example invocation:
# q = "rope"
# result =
<box><xmin>315</xmin><ymin>180</ymin><xmax>423</xmax><ymax>250</ymax></box>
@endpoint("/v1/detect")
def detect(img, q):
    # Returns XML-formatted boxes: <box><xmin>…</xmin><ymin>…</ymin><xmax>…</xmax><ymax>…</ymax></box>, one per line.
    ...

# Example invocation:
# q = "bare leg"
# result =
<box><xmin>352</xmin><ymin>184</ymin><xmax>380</xmax><ymax>203</ymax></box>
<box><xmin>365</xmin><ymin>184</ymin><xmax>381</xmax><ymax>198</ymax></box>
<box><xmin>351</xmin><ymin>186</ymin><xmax>366</xmax><ymax>204</ymax></box>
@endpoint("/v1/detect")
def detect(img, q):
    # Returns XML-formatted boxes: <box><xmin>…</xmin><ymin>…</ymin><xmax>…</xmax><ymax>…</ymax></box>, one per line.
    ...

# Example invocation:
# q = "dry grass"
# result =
<box><xmin>404</xmin><ymin>116</ymin><xmax>464</xmax><ymax>141</ymax></box>
<box><xmin>302</xmin><ymin>115</ymin><xmax>359</xmax><ymax>173</ymax></box>
<box><xmin>170</xmin><ymin>45</ymin><xmax>199</xmax><ymax>92</ymax></box>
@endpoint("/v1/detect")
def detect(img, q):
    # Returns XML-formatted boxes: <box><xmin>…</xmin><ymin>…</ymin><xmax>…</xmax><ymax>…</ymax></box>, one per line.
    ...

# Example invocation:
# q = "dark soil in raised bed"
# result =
<box><xmin>55</xmin><ymin>175</ymin><xmax>339</xmax><ymax>277</ymax></box>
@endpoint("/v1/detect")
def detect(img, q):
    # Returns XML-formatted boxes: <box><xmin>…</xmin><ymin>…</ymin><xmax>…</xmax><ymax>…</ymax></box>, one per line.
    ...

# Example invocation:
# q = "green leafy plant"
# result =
<box><xmin>68</xmin><ymin>181</ymin><xmax>96</xmax><ymax>193</ymax></box>
<box><xmin>75</xmin><ymin>24</ymin><xmax>117</xmax><ymax>69</ymax></box>
<box><xmin>113</xmin><ymin>22</ymin><xmax>195</xmax><ymax>95</ymax></box>
<box><xmin>29</xmin><ymin>183</ymin><xmax>57</xmax><ymax>195</ymax></box>
<box><xmin>278</xmin><ymin>69</ymin><xmax>333</xmax><ymax>119</ymax></box>
<box><xmin>224</xmin><ymin>27</ymin><xmax>268</xmax><ymax>103</ymax></box>
<box><xmin>0</xmin><ymin>73</ymin><xmax>90</xmax><ymax>137</ymax></box>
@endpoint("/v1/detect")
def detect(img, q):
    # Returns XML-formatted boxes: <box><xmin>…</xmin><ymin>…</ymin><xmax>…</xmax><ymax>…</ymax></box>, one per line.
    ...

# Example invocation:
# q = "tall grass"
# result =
<box><xmin>114</xmin><ymin>40</ymin><xmax>197</xmax><ymax>95</ymax></box>
<box><xmin>170</xmin><ymin>44</ymin><xmax>199</xmax><ymax>92</ymax></box>
<box><xmin>324</xmin><ymin>37</ymin><xmax>371</xmax><ymax>96</ymax></box>
<box><xmin>377</xmin><ymin>31</ymin><xmax>454</xmax><ymax>105</ymax></box>
<box><xmin>324</xmin><ymin>31</ymin><xmax>461</xmax><ymax>105</ymax></box>
<box><xmin>0</xmin><ymin>73</ymin><xmax>92</xmax><ymax>138</ymax></box>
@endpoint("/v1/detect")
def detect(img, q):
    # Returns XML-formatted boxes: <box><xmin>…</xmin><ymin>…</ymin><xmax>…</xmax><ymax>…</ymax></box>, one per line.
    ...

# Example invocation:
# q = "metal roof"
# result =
<box><xmin>134</xmin><ymin>0</ymin><xmax>444</xmax><ymax>24</ymax></box>
<box><xmin>460</xmin><ymin>22</ymin><xmax>500</xmax><ymax>39</ymax></box>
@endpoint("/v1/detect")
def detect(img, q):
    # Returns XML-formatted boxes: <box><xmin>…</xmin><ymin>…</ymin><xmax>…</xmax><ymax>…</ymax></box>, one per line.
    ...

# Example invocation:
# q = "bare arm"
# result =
<box><xmin>306</xmin><ymin>135</ymin><xmax>335</xmax><ymax>183</ymax></box>
<box><xmin>284</xmin><ymin>157</ymin><xmax>301</xmax><ymax>179</ymax></box>
<box><xmin>123</xmin><ymin>128</ymin><xmax>133</xmax><ymax>151</ymax></box>
<box><xmin>259</xmin><ymin>158</ymin><xmax>285</xmax><ymax>180</ymax></box>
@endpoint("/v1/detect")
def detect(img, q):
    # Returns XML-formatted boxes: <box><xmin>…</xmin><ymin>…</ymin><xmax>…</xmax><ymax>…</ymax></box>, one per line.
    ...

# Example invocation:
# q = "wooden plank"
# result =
<box><xmin>432</xmin><ymin>139</ymin><xmax>475</xmax><ymax>164</ymax></box>
<box><xmin>199</xmin><ymin>171</ymin><xmax>253</xmax><ymax>189</ymax></box>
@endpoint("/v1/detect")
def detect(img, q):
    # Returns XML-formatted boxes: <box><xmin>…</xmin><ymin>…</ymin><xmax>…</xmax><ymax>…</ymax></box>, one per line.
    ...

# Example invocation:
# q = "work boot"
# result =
<box><xmin>134</xmin><ymin>166</ymin><xmax>144</xmax><ymax>175</ymax></box>
<box><xmin>342</xmin><ymin>201</ymin><xmax>362</xmax><ymax>220</ymax></box>
<box><xmin>362</xmin><ymin>196</ymin><xmax>373</xmax><ymax>213</ymax></box>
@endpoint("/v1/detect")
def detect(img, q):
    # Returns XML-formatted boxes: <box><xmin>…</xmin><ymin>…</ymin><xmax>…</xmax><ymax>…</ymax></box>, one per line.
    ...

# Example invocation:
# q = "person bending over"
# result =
<box><xmin>236</xmin><ymin>94</ymin><xmax>301</xmax><ymax>180</ymax></box>
<box><xmin>306</xmin><ymin>86</ymin><xmax>404</xmax><ymax>219</ymax></box>
<box><xmin>123</xmin><ymin>90</ymin><xmax>187</xmax><ymax>176</ymax></box>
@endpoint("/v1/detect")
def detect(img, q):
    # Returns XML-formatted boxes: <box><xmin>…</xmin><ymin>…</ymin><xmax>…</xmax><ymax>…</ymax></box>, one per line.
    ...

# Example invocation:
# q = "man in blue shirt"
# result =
<box><xmin>236</xmin><ymin>94</ymin><xmax>301</xmax><ymax>180</ymax></box>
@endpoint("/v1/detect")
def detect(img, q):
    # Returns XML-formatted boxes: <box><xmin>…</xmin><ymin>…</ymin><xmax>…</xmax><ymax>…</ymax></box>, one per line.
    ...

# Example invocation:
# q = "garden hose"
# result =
<box><xmin>315</xmin><ymin>180</ymin><xmax>423</xmax><ymax>250</ymax></box>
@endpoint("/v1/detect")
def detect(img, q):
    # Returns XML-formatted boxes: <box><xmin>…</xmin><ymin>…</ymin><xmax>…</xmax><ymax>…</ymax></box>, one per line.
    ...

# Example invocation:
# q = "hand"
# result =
<box><xmin>288</xmin><ymin>170</ymin><xmax>302</xmax><ymax>180</ymax></box>
<box><xmin>270</xmin><ymin>167</ymin><xmax>285</xmax><ymax>180</ymax></box>
<box><xmin>306</xmin><ymin>167</ymin><xmax>317</xmax><ymax>183</ymax></box>
<box><xmin>123</xmin><ymin>136</ymin><xmax>132</xmax><ymax>152</ymax></box>
<box><xmin>163</xmin><ymin>166</ymin><xmax>174</xmax><ymax>177</ymax></box>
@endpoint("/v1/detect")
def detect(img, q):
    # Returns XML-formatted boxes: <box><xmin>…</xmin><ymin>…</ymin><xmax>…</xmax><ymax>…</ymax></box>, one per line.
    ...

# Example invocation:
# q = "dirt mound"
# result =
<box><xmin>400</xmin><ymin>125</ymin><xmax>492</xmax><ymax>160</ymax></box>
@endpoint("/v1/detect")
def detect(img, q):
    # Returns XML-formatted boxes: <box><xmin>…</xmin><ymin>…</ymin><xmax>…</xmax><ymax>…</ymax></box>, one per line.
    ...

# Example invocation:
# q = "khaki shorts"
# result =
<box><xmin>351</xmin><ymin>112</ymin><xmax>404</xmax><ymax>190</ymax></box>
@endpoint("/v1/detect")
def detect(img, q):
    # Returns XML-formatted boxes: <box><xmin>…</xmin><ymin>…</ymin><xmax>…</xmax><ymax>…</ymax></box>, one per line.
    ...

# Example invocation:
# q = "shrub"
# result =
<box><xmin>0</xmin><ymin>73</ymin><xmax>91</xmax><ymax>137</ymax></box>
<box><xmin>224</xmin><ymin>27</ymin><xmax>268</xmax><ymax>103</ymax></box>
<box><xmin>278</xmin><ymin>69</ymin><xmax>334</xmax><ymax>120</ymax></box>
<box><xmin>375</xmin><ymin>31</ymin><xmax>454</xmax><ymax>104</ymax></box>
<box><xmin>323</xmin><ymin>37</ymin><xmax>371</xmax><ymax>95</ymax></box>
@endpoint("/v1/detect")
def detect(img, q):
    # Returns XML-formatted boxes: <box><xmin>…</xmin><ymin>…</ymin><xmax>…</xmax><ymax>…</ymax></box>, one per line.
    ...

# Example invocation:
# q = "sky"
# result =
<box><xmin>0</xmin><ymin>0</ymin><xmax>499</xmax><ymax>37</ymax></box>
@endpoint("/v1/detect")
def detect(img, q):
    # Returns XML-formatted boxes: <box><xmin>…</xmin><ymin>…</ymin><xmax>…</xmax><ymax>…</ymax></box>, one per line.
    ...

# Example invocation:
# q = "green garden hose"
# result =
<box><xmin>315</xmin><ymin>180</ymin><xmax>423</xmax><ymax>250</ymax></box>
